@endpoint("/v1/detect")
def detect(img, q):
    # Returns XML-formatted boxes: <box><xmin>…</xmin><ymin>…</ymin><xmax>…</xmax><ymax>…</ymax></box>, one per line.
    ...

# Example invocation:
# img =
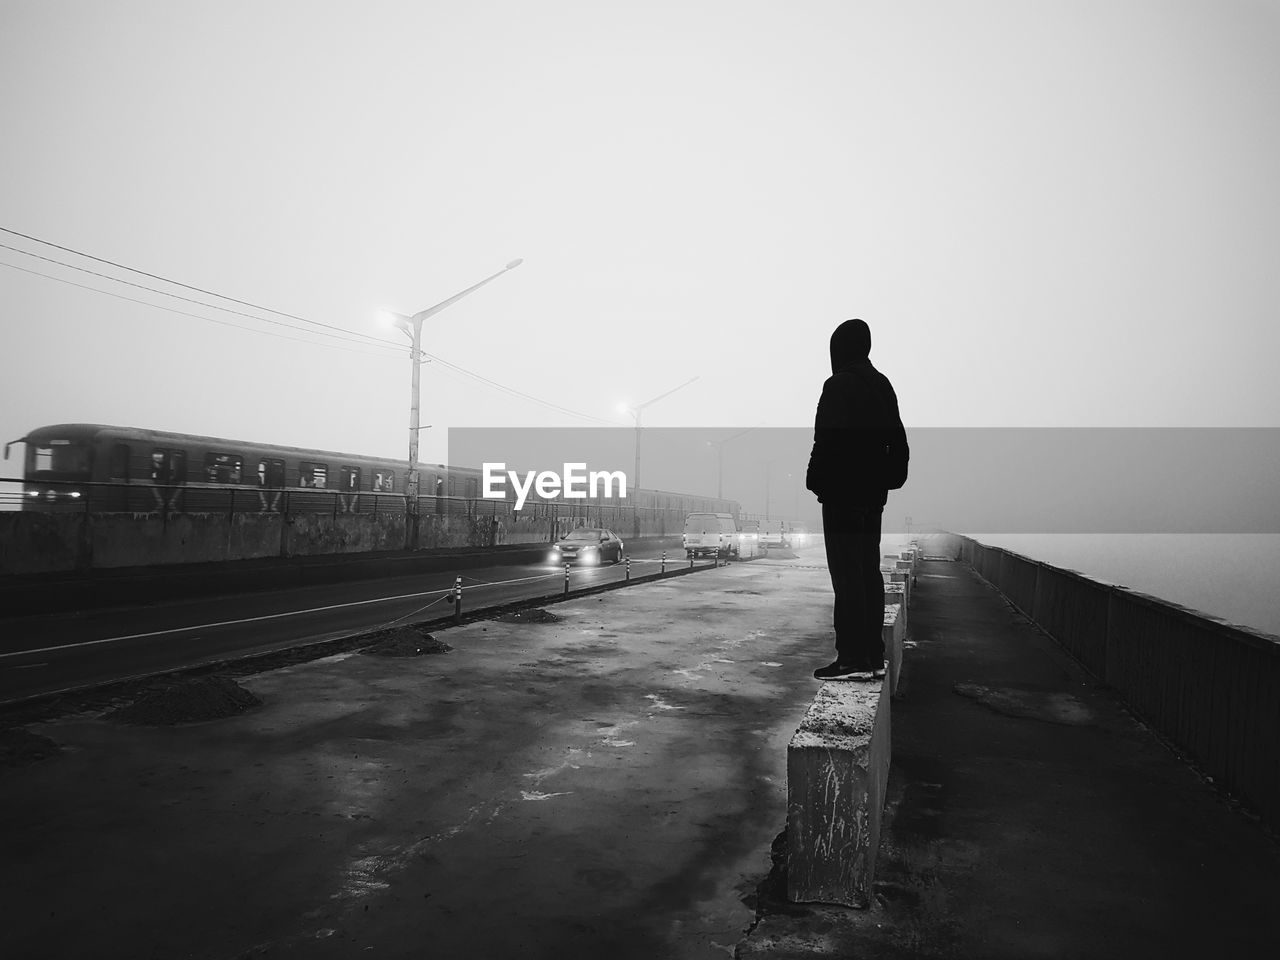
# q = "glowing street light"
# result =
<box><xmin>616</xmin><ymin>376</ymin><xmax>698</xmax><ymax>492</ymax></box>
<box><xmin>381</xmin><ymin>258</ymin><xmax>523</xmax><ymax>545</ymax></box>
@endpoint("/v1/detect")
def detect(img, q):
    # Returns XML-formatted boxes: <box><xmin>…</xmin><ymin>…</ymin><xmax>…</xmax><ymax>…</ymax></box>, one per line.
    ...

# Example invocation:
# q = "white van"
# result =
<box><xmin>761</xmin><ymin>518</ymin><xmax>789</xmax><ymax>549</ymax></box>
<box><xmin>683</xmin><ymin>512</ymin><xmax>738</xmax><ymax>559</ymax></box>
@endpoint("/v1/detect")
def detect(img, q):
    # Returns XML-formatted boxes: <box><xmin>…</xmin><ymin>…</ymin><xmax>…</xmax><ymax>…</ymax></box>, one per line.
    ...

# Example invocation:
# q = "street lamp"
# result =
<box><xmin>706</xmin><ymin>427</ymin><xmax>756</xmax><ymax>501</ymax></box>
<box><xmin>617</xmin><ymin>376</ymin><xmax>698</xmax><ymax>537</ymax></box>
<box><xmin>381</xmin><ymin>258</ymin><xmax>523</xmax><ymax>546</ymax></box>
<box><xmin>617</xmin><ymin>376</ymin><xmax>698</xmax><ymax>491</ymax></box>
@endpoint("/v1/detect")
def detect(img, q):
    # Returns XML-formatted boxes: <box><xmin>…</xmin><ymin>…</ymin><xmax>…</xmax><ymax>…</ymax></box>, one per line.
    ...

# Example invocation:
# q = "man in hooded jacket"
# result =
<box><xmin>805</xmin><ymin>318</ymin><xmax>909</xmax><ymax>680</ymax></box>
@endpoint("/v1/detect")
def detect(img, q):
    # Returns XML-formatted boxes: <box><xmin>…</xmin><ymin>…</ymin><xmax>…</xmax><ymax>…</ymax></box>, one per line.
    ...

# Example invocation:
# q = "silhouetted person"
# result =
<box><xmin>806</xmin><ymin>318</ymin><xmax>909</xmax><ymax>680</ymax></box>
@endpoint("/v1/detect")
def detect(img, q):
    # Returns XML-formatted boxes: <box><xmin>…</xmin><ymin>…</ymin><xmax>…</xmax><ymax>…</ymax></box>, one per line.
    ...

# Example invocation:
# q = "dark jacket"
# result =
<box><xmin>805</xmin><ymin>320</ymin><xmax>908</xmax><ymax>506</ymax></box>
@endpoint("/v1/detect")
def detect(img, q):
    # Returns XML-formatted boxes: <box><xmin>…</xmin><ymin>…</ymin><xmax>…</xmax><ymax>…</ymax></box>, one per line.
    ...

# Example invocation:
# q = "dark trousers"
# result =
<box><xmin>821</xmin><ymin>502</ymin><xmax>885</xmax><ymax>665</ymax></box>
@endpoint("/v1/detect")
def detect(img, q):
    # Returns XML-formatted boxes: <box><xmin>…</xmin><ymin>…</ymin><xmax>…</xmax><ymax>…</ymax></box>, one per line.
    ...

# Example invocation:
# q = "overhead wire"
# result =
<box><xmin>0</xmin><ymin>224</ymin><xmax>392</xmax><ymax>345</ymax></box>
<box><xmin>0</xmin><ymin>241</ymin><xmax>403</xmax><ymax>352</ymax></box>
<box><xmin>0</xmin><ymin>228</ymin><xmax>624</xmax><ymax>425</ymax></box>
<box><xmin>422</xmin><ymin>351</ymin><xmax>617</xmax><ymax>425</ymax></box>
<box><xmin>0</xmin><ymin>259</ymin><xmax>406</xmax><ymax>359</ymax></box>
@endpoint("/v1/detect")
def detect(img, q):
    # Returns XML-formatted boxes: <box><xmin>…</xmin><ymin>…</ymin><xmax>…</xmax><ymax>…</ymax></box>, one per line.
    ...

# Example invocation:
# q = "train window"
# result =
<box><xmin>204</xmin><ymin>452</ymin><xmax>244</xmax><ymax>484</ymax></box>
<box><xmin>448</xmin><ymin>476</ymin><xmax>458</xmax><ymax>497</ymax></box>
<box><xmin>465</xmin><ymin>476</ymin><xmax>478</xmax><ymax>499</ymax></box>
<box><xmin>373</xmin><ymin>470</ymin><xmax>395</xmax><ymax>492</ymax></box>
<box><xmin>258</xmin><ymin>459</ymin><xmax>285</xmax><ymax>488</ymax></box>
<box><xmin>299</xmin><ymin>462</ymin><xmax>328</xmax><ymax>488</ymax></box>
<box><xmin>151</xmin><ymin>449</ymin><xmax>187</xmax><ymax>484</ymax></box>
<box><xmin>340</xmin><ymin>466</ymin><xmax>361</xmax><ymax>491</ymax></box>
<box><xmin>109</xmin><ymin>444</ymin><xmax>130</xmax><ymax>480</ymax></box>
<box><xmin>31</xmin><ymin>440</ymin><xmax>91</xmax><ymax>475</ymax></box>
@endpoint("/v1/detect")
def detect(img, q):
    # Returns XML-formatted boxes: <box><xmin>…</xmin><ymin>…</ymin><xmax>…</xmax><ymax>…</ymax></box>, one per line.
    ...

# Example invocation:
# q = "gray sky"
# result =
<box><xmin>3</xmin><ymin>0</ymin><xmax>1278</xmax><ymax>481</ymax></box>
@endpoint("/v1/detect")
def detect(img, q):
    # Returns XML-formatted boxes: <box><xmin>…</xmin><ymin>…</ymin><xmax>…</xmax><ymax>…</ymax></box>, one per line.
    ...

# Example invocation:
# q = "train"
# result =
<box><xmin>3</xmin><ymin>423</ymin><xmax>739</xmax><ymax>522</ymax></box>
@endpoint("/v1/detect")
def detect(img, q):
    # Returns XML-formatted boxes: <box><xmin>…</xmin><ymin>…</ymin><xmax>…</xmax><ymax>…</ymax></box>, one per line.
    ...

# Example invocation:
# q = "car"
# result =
<box><xmin>548</xmin><ymin>527</ymin><xmax>624</xmax><ymax>565</ymax></box>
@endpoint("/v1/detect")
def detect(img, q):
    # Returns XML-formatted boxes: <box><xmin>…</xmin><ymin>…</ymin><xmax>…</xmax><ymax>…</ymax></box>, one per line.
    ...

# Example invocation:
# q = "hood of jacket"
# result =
<box><xmin>830</xmin><ymin>318</ymin><xmax>871</xmax><ymax>374</ymax></box>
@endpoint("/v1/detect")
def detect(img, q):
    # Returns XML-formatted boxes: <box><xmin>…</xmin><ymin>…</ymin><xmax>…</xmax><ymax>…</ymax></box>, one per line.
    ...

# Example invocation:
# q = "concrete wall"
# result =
<box><xmin>959</xmin><ymin>535</ymin><xmax>1280</xmax><ymax>832</ymax></box>
<box><xmin>0</xmin><ymin>505</ymin><xmax>689</xmax><ymax>575</ymax></box>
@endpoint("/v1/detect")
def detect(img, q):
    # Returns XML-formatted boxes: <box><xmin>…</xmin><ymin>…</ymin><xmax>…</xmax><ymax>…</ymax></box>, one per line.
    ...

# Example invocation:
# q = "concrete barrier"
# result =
<box><xmin>958</xmin><ymin>534</ymin><xmax>1280</xmax><ymax>832</ymax></box>
<box><xmin>883</xmin><ymin>602</ymin><xmax>905</xmax><ymax>695</ymax></box>
<box><xmin>884</xmin><ymin>580</ymin><xmax>907</xmax><ymax>620</ymax></box>
<box><xmin>900</xmin><ymin>549</ymin><xmax>918</xmax><ymax>575</ymax></box>
<box><xmin>882</xmin><ymin>567</ymin><xmax>911</xmax><ymax>605</ymax></box>
<box><xmin>786</xmin><ymin>675</ymin><xmax>891</xmax><ymax>907</ymax></box>
<box><xmin>0</xmin><ymin>500</ymin><xmax>700</xmax><ymax>575</ymax></box>
<box><xmin>1031</xmin><ymin>562</ymin><xmax>1110</xmax><ymax>677</ymax></box>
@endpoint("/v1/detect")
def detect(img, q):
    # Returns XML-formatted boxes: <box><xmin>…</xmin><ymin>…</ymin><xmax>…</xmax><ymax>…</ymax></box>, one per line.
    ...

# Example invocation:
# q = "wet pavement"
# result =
<box><xmin>0</xmin><ymin>551</ymin><xmax>839</xmax><ymax>959</ymax></box>
<box><xmin>6</xmin><ymin>549</ymin><xmax>1278</xmax><ymax>959</ymax></box>
<box><xmin>740</xmin><ymin>559</ymin><xmax>1280</xmax><ymax>959</ymax></box>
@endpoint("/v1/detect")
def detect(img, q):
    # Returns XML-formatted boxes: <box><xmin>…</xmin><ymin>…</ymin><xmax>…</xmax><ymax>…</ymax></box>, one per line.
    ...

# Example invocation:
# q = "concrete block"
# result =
<box><xmin>786</xmin><ymin>677</ymin><xmax>891</xmax><ymax>907</ymax></box>
<box><xmin>883</xmin><ymin>603</ymin><xmax>905</xmax><ymax>695</ymax></box>
<box><xmin>885</xmin><ymin>569</ymin><xmax>911</xmax><ymax>605</ymax></box>
<box><xmin>884</xmin><ymin>583</ymin><xmax>908</xmax><ymax>645</ymax></box>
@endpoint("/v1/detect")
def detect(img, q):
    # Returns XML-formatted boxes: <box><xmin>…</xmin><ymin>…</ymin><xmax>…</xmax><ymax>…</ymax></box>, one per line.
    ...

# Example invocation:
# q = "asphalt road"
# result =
<box><xmin>0</xmin><ymin>539</ymin><xmax>731</xmax><ymax>704</ymax></box>
<box><xmin>1</xmin><ymin>557</ymin><xmax>838</xmax><ymax>960</ymax></box>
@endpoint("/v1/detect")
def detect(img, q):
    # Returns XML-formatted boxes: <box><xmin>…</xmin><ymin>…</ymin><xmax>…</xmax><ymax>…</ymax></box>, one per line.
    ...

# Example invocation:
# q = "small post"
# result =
<box><xmin>625</xmin><ymin>555</ymin><xmax>631</xmax><ymax>580</ymax></box>
<box><xmin>564</xmin><ymin>562</ymin><xmax>570</xmax><ymax>595</ymax></box>
<box><xmin>453</xmin><ymin>576</ymin><xmax>462</xmax><ymax>624</ymax></box>
<box><xmin>661</xmin><ymin>550</ymin><xmax>666</xmax><ymax>573</ymax></box>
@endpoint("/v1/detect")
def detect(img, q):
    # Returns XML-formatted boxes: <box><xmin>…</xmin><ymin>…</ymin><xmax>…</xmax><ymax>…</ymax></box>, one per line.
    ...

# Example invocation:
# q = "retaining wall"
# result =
<box><xmin>959</xmin><ymin>535</ymin><xmax>1280</xmax><ymax>832</ymax></box>
<box><xmin>0</xmin><ymin>508</ymin><xmax>683</xmax><ymax>575</ymax></box>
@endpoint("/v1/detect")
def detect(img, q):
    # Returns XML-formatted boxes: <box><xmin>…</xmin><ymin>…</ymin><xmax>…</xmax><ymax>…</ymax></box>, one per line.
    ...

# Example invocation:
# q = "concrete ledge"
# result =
<box><xmin>786</xmin><ymin>675</ymin><xmax>891</xmax><ymax>908</ymax></box>
<box><xmin>882</xmin><ymin>566</ymin><xmax>911</xmax><ymax>605</ymax></box>
<box><xmin>883</xmin><ymin>602</ymin><xmax>905</xmax><ymax>695</ymax></box>
<box><xmin>885</xmin><ymin>581</ymin><xmax>907</xmax><ymax>634</ymax></box>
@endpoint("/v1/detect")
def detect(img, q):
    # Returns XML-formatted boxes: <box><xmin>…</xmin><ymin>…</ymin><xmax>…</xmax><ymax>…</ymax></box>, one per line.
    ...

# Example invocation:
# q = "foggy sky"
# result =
<box><xmin>3</xmin><ymin>0</ymin><xmax>1278</xmax><ymax>514</ymax></box>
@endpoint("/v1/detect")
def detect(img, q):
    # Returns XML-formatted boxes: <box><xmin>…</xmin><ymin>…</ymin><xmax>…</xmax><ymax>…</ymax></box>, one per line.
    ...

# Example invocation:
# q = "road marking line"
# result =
<box><xmin>0</xmin><ymin>561</ymin><xmax>637</xmax><ymax>660</ymax></box>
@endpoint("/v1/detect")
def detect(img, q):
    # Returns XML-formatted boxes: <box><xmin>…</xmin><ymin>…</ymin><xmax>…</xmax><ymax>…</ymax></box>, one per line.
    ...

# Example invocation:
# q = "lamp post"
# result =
<box><xmin>617</xmin><ymin>376</ymin><xmax>698</xmax><ymax>538</ymax></box>
<box><xmin>381</xmin><ymin>258</ymin><xmax>523</xmax><ymax>547</ymax></box>
<box><xmin>706</xmin><ymin>427</ymin><xmax>756</xmax><ymax>501</ymax></box>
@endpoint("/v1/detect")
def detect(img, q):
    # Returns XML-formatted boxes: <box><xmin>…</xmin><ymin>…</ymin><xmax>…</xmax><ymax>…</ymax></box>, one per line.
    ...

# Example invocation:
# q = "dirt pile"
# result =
<box><xmin>108</xmin><ymin>676</ymin><xmax>262</xmax><ymax>725</ymax></box>
<box><xmin>494</xmin><ymin>607</ymin><xmax>561</xmax><ymax>624</ymax></box>
<box><xmin>0</xmin><ymin>726</ymin><xmax>61</xmax><ymax>768</ymax></box>
<box><xmin>361</xmin><ymin>625</ymin><xmax>452</xmax><ymax>657</ymax></box>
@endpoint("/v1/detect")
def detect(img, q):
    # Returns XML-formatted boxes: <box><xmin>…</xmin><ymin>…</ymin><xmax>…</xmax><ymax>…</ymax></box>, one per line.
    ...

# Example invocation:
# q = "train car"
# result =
<box><xmin>3</xmin><ymin>423</ymin><xmax>448</xmax><ymax>514</ymax></box>
<box><xmin>4</xmin><ymin>424</ymin><xmax>742</xmax><ymax>526</ymax></box>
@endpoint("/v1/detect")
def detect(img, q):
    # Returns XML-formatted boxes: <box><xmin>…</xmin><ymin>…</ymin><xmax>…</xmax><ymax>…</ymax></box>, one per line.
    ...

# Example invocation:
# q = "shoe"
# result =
<box><xmin>813</xmin><ymin>660</ymin><xmax>886</xmax><ymax>681</ymax></box>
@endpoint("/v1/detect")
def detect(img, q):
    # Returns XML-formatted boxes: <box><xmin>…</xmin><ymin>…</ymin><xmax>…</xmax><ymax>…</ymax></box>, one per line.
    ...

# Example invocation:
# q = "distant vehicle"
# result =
<box><xmin>761</xmin><ymin>518</ymin><xmax>789</xmax><ymax>549</ymax></box>
<box><xmin>683</xmin><ymin>512</ymin><xmax>738</xmax><ymax>559</ymax></box>
<box><xmin>789</xmin><ymin>523</ymin><xmax>808</xmax><ymax>547</ymax></box>
<box><xmin>548</xmin><ymin>527</ymin><xmax>624</xmax><ymax>565</ymax></box>
<box><xmin>737</xmin><ymin>519</ymin><xmax>762</xmax><ymax>559</ymax></box>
